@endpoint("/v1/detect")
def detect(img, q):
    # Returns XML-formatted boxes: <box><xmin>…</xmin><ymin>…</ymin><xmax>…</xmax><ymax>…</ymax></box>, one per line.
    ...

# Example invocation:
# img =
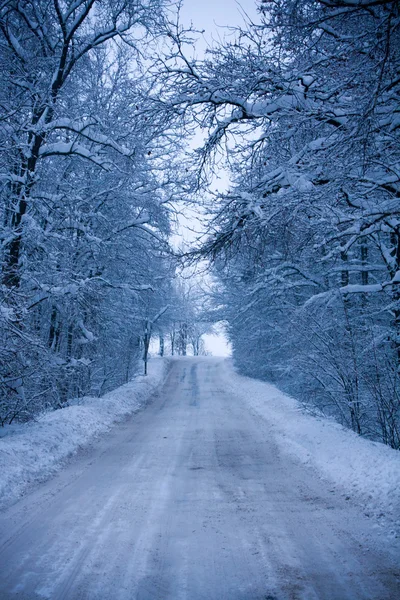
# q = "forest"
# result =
<box><xmin>1</xmin><ymin>0</ymin><xmax>399</xmax><ymax>449</ymax></box>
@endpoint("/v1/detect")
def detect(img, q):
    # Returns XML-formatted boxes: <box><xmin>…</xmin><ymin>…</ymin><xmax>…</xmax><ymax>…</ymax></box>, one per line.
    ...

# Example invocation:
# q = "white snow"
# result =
<box><xmin>1</xmin><ymin>355</ymin><xmax>399</xmax><ymax>539</ymax></box>
<box><xmin>220</xmin><ymin>360</ymin><xmax>400</xmax><ymax>534</ymax></box>
<box><xmin>0</xmin><ymin>357</ymin><xmax>168</xmax><ymax>510</ymax></box>
<box><xmin>301</xmin><ymin>75</ymin><xmax>315</xmax><ymax>87</ymax></box>
<box><xmin>1</xmin><ymin>358</ymin><xmax>398</xmax><ymax>599</ymax></box>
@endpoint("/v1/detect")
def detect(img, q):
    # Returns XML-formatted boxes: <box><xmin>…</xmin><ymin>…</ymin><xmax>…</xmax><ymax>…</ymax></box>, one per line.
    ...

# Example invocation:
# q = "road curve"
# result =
<box><xmin>0</xmin><ymin>358</ymin><xmax>398</xmax><ymax>600</ymax></box>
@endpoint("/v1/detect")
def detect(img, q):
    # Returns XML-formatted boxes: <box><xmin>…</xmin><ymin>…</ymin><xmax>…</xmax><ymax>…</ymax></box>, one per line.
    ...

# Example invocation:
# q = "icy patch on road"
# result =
<box><xmin>220</xmin><ymin>359</ymin><xmax>400</xmax><ymax>535</ymax></box>
<box><xmin>0</xmin><ymin>358</ymin><xmax>168</xmax><ymax>511</ymax></box>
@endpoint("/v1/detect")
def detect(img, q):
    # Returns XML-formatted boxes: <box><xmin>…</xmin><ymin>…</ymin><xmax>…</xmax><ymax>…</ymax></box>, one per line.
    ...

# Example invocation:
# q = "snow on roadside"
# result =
<box><xmin>0</xmin><ymin>357</ymin><xmax>168</xmax><ymax>511</ymax></box>
<box><xmin>221</xmin><ymin>359</ymin><xmax>400</xmax><ymax>534</ymax></box>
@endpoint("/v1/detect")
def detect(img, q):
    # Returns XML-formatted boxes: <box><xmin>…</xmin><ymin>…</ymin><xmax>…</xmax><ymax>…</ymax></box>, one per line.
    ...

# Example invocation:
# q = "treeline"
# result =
<box><xmin>0</xmin><ymin>0</ymin><xmax>184</xmax><ymax>424</ymax></box>
<box><xmin>157</xmin><ymin>282</ymin><xmax>211</xmax><ymax>357</ymax></box>
<box><xmin>157</xmin><ymin>0</ymin><xmax>400</xmax><ymax>447</ymax></box>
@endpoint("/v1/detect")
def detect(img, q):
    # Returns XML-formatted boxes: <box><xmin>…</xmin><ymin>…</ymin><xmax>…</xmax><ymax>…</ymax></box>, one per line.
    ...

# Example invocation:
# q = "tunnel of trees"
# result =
<box><xmin>1</xmin><ymin>0</ymin><xmax>399</xmax><ymax>447</ymax></box>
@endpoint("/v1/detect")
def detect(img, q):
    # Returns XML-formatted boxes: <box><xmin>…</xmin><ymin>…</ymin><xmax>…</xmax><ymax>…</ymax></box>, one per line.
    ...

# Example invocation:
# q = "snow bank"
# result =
<box><xmin>0</xmin><ymin>358</ymin><xmax>168</xmax><ymax>511</ymax></box>
<box><xmin>221</xmin><ymin>360</ymin><xmax>400</xmax><ymax>533</ymax></box>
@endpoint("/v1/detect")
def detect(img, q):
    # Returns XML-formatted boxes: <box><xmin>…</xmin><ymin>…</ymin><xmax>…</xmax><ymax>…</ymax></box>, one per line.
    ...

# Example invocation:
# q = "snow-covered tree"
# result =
<box><xmin>0</xmin><ymin>0</ymin><xmax>182</xmax><ymax>422</ymax></box>
<box><xmin>157</xmin><ymin>0</ymin><xmax>400</xmax><ymax>446</ymax></box>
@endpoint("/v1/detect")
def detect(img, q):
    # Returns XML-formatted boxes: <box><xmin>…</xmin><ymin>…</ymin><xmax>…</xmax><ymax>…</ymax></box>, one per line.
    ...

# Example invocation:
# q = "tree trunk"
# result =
<box><xmin>143</xmin><ymin>320</ymin><xmax>151</xmax><ymax>375</ymax></box>
<box><xmin>159</xmin><ymin>333</ymin><xmax>164</xmax><ymax>356</ymax></box>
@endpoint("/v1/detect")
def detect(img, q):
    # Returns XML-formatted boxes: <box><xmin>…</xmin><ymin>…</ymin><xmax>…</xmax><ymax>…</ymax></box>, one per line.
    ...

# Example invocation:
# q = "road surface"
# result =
<box><xmin>0</xmin><ymin>358</ymin><xmax>398</xmax><ymax>599</ymax></box>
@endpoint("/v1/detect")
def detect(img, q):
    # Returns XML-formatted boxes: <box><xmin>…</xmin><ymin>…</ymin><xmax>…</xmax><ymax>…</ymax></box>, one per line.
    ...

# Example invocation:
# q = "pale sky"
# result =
<box><xmin>180</xmin><ymin>0</ymin><xmax>259</xmax><ymax>50</ymax></box>
<box><xmin>174</xmin><ymin>1</ymin><xmax>260</xmax><ymax>357</ymax></box>
<box><xmin>203</xmin><ymin>329</ymin><xmax>232</xmax><ymax>357</ymax></box>
<box><xmin>173</xmin><ymin>0</ymin><xmax>261</xmax><ymax>248</ymax></box>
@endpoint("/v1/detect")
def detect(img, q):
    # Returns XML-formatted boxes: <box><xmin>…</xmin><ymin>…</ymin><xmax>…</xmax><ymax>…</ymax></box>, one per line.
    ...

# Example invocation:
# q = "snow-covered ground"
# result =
<box><xmin>0</xmin><ymin>357</ymin><xmax>398</xmax><ymax>600</ymax></box>
<box><xmin>0</xmin><ymin>357</ymin><xmax>168</xmax><ymax>511</ymax></box>
<box><xmin>220</xmin><ymin>359</ymin><xmax>400</xmax><ymax>536</ymax></box>
<box><xmin>1</xmin><ymin>355</ymin><xmax>398</xmax><ymax>533</ymax></box>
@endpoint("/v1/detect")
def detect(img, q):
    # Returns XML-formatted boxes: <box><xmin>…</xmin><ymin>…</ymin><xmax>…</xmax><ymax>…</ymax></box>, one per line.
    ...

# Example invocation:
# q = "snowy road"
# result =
<box><xmin>0</xmin><ymin>358</ymin><xmax>398</xmax><ymax>600</ymax></box>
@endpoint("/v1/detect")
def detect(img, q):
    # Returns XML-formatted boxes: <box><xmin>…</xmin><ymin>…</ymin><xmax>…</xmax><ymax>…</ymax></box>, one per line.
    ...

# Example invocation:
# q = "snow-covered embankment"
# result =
<box><xmin>221</xmin><ymin>360</ymin><xmax>400</xmax><ymax>535</ymax></box>
<box><xmin>0</xmin><ymin>358</ymin><xmax>168</xmax><ymax>510</ymax></box>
